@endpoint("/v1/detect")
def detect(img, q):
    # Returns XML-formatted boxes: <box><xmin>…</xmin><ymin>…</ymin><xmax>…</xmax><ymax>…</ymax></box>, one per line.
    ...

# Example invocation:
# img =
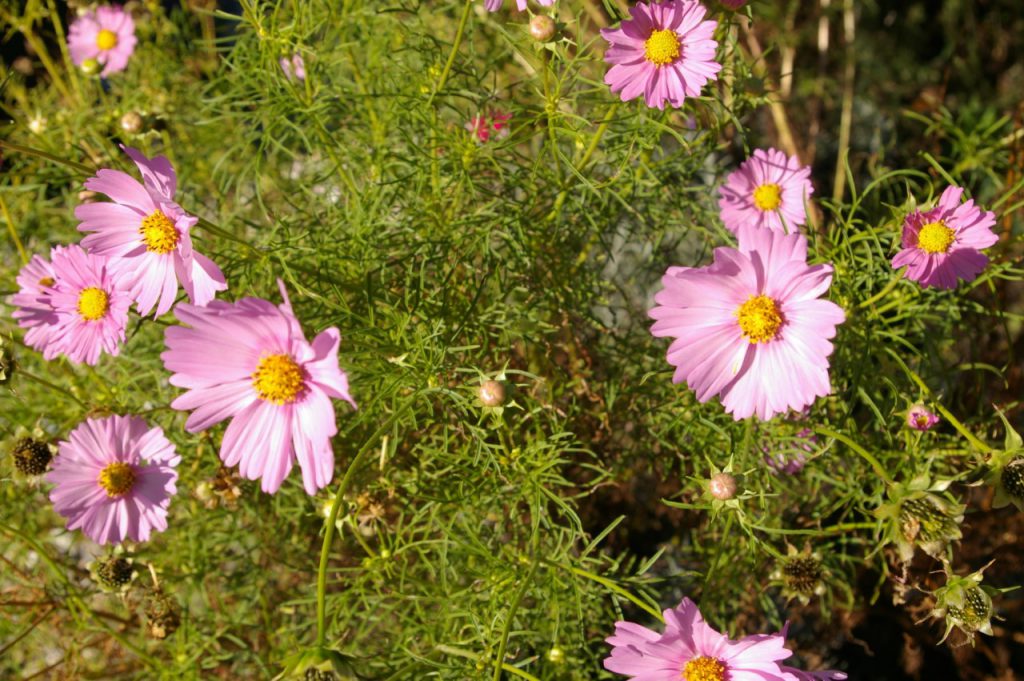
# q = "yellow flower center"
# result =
<box><xmin>77</xmin><ymin>287</ymin><xmax>110</xmax><ymax>321</ymax></box>
<box><xmin>914</xmin><ymin>414</ymin><xmax>931</xmax><ymax>429</ymax></box>
<box><xmin>753</xmin><ymin>183</ymin><xmax>783</xmax><ymax>211</ymax></box>
<box><xmin>96</xmin><ymin>29</ymin><xmax>119</xmax><ymax>51</ymax></box>
<box><xmin>644</xmin><ymin>29</ymin><xmax>681</xmax><ymax>66</ymax></box>
<box><xmin>98</xmin><ymin>462</ymin><xmax>136</xmax><ymax>497</ymax></box>
<box><xmin>140</xmin><ymin>211</ymin><xmax>180</xmax><ymax>254</ymax></box>
<box><xmin>252</xmin><ymin>354</ymin><xmax>306</xmax><ymax>404</ymax></box>
<box><xmin>736</xmin><ymin>294</ymin><xmax>783</xmax><ymax>344</ymax></box>
<box><xmin>916</xmin><ymin>220</ymin><xmax>955</xmax><ymax>254</ymax></box>
<box><xmin>38</xmin><ymin>276</ymin><xmax>55</xmax><ymax>287</ymax></box>
<box><xmin>682</xmin><ymin>656</ymin><xmax>726</xmax><ymax>681</ymax></box>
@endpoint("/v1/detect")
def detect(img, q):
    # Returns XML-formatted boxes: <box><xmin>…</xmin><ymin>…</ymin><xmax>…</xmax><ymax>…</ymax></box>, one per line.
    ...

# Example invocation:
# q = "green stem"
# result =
<box><xmin>492</xmin><ymin>557</ymin><xmax>538</xmax><ymax>681</ymax></box>
<box><xmin>435</xmin><ymin>644</ymin><xmax>541</xmax><ymax>681</ymax></box>
<box><xmin>315</xmin><ymin>414</ymin><xmax>402</xmax><ymax>648</ymax></box>
<box><xmin>0</xmin><ymin>192</ymin><xmax>28</xmax><ymax>264</ymax></box>
<box><xmin>813</xmin><ymin>426</ymin><xmax>894</xmax><ymax>485</ymax></box>
<box><xmin>858</xmin><ymin>272</ymin><xmax>903</xmax><ymax>309</ymax></box>
<box><xmin>18</xmin><ymin>369</ymin><xmax>89</xmax><ymax>409</ymax></box>
<box><xmin>428</xmin><ymin>0</ymin><xmax>475</xmax><ymax>106</ymax></box>
<box><xmin>544</xmin><ymin>560</ymin><xmax>663</xmax><ymax>622</ymax></box>
<box><xmin>748</xmin><ymin>521</ymin><xmax>875</xmax><ymax>537</ymax></box>
<box><xmin>0</xmin><ymin>139</ymin><xmax>93</xmax><ymax>175</ymax></box>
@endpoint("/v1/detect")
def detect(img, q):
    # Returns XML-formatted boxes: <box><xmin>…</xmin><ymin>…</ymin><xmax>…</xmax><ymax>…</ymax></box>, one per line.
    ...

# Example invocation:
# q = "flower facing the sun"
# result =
<box><xmin>891</xmin><ymin>185</ymin><xmax>998</xmax><ymax>290</ymax></box>
<box><xmin>718</xmin><ymin>148</ymin><xmax>815</xmax><ymax>234</ymax></box>
<box><xmin>47</xmin><ymin>415</ymin><xmax>180</xmax><ymax>545</ymax></box>
<box><xmin>650</xmin><ymin>225</ymin><xmax>845</xmax><ymax>420</ymax></box>
<box><xmin>601</xmin><ymin>0</ymin><xmax>721</xmax><ymax>110</ymax></box>
<box><xmin>67</xmin><ymin>5</ymin><xmax>137</xmax><ymax>77</ymax></box>
<box><xmin>76</xmin><ymin>145</ymin><xmax>227</xmax><ymax>318</ymax></box>
<box><xmin>161</xmin><ymin>281</ymin><xmax>356</xmax><ymax>495</ymax></box>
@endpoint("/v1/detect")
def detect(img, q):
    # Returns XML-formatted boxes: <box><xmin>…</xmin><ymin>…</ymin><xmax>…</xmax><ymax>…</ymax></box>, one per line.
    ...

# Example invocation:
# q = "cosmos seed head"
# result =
<box><xmin>12</xmin><ymin>438</ymin><xmax>53</xmax><ymax>476</ymax></box>
<box><xmin>782</xmin><ymin>555</ymin><xmax>824</xmax><ymax>594</ymax></box>
<box><xmin>1000</xmin><ymin>458</ymin><xmax>1024</xmax><ymax>501</ymax></box>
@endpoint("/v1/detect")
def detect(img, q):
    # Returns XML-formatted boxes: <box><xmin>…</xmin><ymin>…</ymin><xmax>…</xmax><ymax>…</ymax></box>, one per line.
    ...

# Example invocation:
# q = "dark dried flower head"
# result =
<box><xmin>145</xmin><ymin>589</ymin><xmax>180</xmax><ymax>639</ymax></box>
<box><xmin>93</xmin><ymin>556</ymin><xmax>135</xmax><ymax>591</ymax></box>
<box><xmin>12</xmin><ymin>438</ymin><xmax>53</xmax><ymax>476</ymax></box>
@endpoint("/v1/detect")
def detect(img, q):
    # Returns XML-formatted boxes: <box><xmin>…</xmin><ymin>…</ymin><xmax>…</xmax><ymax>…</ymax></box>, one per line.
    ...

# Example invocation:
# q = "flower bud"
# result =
<box><xmin>708</xmin><ymin>472</ymin><xmax>737</xmax><ymax>500</ymax></box>
<box><xmin>529</xmin><ymin>15</ymin><xmax>556</xmax><ymax>42</ymax></box>
<box><xmin>12</xmin><ymin>437</ymin><xmax>52</xmax><ymax>476</ymax></box>
<box><xmin>478</xmin><ymin>380</ymin><xmax>506</xmax><ymax>407</ymax></box>
<box><xmin>120</xmin><ymin>111</ymin><xmax>144</xmax><ymax>134</ymax></box>
<box><xmin>546</xmin><ymin>646</ymin><xmax>565</xmax><ymax>664</ymax></box>
<box><xmin>80</xmin><ymin>58</ymin><xmax>101</xmax><ymax>76</ymax></box>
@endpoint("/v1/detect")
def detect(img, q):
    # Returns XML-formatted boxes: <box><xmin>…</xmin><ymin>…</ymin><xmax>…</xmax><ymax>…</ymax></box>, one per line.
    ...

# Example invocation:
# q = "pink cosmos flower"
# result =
<box><xmin>604</xmin><ymin>597</ymin><xmax>796</xmax><ymax>680</ymax></box>
<box><xmin>891</xmin><ymin>186</ymin><xmax>998</xmax><ymax>289</ymax></box>
<box><xmin>11</xmin><ymin>251</ymin><xmax>60</xmax><ymax>352</ymax></box>
<box><xmin>67</xmin><ymin>5</ymin><xmax>137</xmax><ymax>77</ymax></box>
<box><xmin>906</xmin><ymin>405</ymin><xmax>939</xmax><ymax>431</ymax></box>
<box><xmin>719</xmin><ymin>148</ymin><xmax>814</xmax><ymax>234</ymax></box>
<box><xmin>650</xmin><ymin>225</ymin><xmax>845</xmax><ymax>420</ymax></box>
<box><xmin>161</xmin><ymin>281</ymin><xmax>356</xmax><ymax>495</ymax></box>
<box><xmin>466</xmin><ymin>110</ymin><xmax>512</xmax><ymax>143</ymax></box>
<box><xmin>280</xmin><ymin>53</ymin><xmax>306</xmax><ymax>81</ymax></box>
<box><xmin>764</xmin><ymin>428</ymin><xmax>815</xmax><ymax>474</ymax></box>
<box><xmin>47</xmin><ymin>415</ymin><xmax>179</xmax><ymax>545</ymax></box>
<box><xmin>484</xmin><ymin>0</ymin><xmax>555</xmax><ymax>11</ymax></box>
<box><xmin>601</xmin><ymin>0</ymin><xmax>721</xmax><ymax>110</ymax></box>
<box><xmin>12</xmin><ymin>245</ymin><xmax>132</xmax><ymax>365</ymax></box>
<box><xmin>76</xmin><ymin>145</ymin><xmax>227</xmax><ymax>317</ymax></box>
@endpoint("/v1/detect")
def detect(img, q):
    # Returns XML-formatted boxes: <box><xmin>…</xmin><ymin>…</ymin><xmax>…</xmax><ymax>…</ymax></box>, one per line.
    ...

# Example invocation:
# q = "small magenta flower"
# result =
<box><xmin>67</xmin><ymin>5</ymin><xmax>137</xmax><ymax>77</ymax></box>
<box><xmin>604</xmin><ymin>597</ymin><xmax>795</xmax><ymax>679</ymax></box>
<box><xmin>650</xmin><ymin>225</ymin><xmax>845</xmax><ymax>420</ymax></box>
<box><xmin>906</xmin><ymin>405</ymin><xmax>939</xmax><ymax>431</ymax></box>
<box><xmin>601</xmin><ymin>0</ymin><xmax>721</xmax><ymax>110</ymax></box>
<box><xmin>280</xmin><ymin>54</ymin><xmax>306</xmax><ymax>81</ymax></box>
<box><xmin>162</xmin><ymin>280</ymin><xmax>356</xmax><ymax>495</ymax></box>
<box><xmin>718</xmin><ymin>148</ymin><xmax>814</xmax><ymax>234</ymax></box>
<box><xmin>76</xmin><ymin>145</ymin><xmax>227</xmax><ymax>317</ymax></box>
<box><xmin>47</xmin><ymin>415</ymin><xmax>179</xmax><ymax>545</ymax></box>
<box><xmin>13</xmin><ymin>245</ymin><xmax>132</xmax><ymax>365</ymax></box>
<box><xmin>466</xmin><ymin>110</ymin><xmax>512</xmax><ymax>143</ymax></box>
<box><xmin>891</xmin><ymin>186</ymin><xmax>998</xmax><ymax>289</ymax></box>
<box><xmin>764</xmin><ymin>428</ymin><xmax>815</xmax><ymax>474</ymax></box>
<box><xmin>483</xmin><ymin>0</ymin><xmax>555</xmax><ymax>11</ymax></box>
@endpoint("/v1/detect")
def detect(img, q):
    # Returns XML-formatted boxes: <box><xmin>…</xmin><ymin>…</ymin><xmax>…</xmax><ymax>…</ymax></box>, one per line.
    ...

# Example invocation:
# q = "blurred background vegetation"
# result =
<box><xmin>1</xmin><ymin>0</ymin><xmax>1022</xmax><ymax>679</ymax></box>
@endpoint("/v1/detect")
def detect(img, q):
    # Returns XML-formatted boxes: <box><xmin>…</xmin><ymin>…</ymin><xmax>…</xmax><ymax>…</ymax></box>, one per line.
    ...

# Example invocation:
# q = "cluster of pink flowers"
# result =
<box><xmin>11</xmin><ymin>143</ymin><xmax>355</xmax><ymax>545</ymax></box>
<box><xmin>466</xmin><ymin>110</ymin><xmax>513</xmax><ymax>143</ymax></box>
<box><xmin>605</xmin><ymin>598</ymin><xmax>845</xmax><ymax>681</ymax></box>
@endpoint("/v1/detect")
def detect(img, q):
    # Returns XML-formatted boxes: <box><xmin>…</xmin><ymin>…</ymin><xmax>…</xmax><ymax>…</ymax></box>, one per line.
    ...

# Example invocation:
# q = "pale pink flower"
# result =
<box><xmin>67</xmin><ymin>5</ymin><xmax>137</xmax><ymax>77</ymax></box>
<box><xmin>76</xmin><ymin>145</ymin><xmax>227</xmax><ymax>317</ymax></box>
<box><xmin>601</xmin><ymin>0</ymin><xmax>721</xmax><ymax>110</ymax></box>
<box><xmin>650</xmin><ymin>225</ymin><xmax>845</xmax><ymax>420</ymax></box>
<box><xmin>47</xmin><ymin>415</ymin><xmax>179</xmax><ymax>545</ymax></box>
<box><xmin>906</xmin><ymin>405</ymin><xmax>939</xmax><ymax>431</ymax></box>
<box><xmin>280</xmin><ymin>53</ymin><xmax>306</xmax><ymax>81</ymax></box>
<box><xmin>161</xmin><ymin>281</ymin><xmax>356</xmax><ymax>495</ymax></box>
<box><xmin>604</xmin><ymin>597</ymin><xmax>796</xmax><ymax>680</ymax></box>
<box><xmin>718</xmin><ymin>148</ymin><xmax>814</xmax><ymax>234</ymax></box>
<box><xmin>12</xmin><ymin>245</ymin><xmax>132</xmax><ymax>365</ymax></box>
<box><xmin>764</xmin><ymin>428</ymin><xmax>815</xmax><ymax>474</ymax></box>
<box><xmin>466</xmin><ymin>110</ymin><xmax>512</xmax><ymax>143</ymax></box>
<box><xmin>10</xmin><ymin>252</ymin><xmax>60</xmax><ymax>352</ymax></box>
<box><xmin>891</xmin><ymin>186</ymin><xmax>998</xmax><ymax>289</ymax></box>
<box><xmin>484</xmin><ymin>0</ymin><xmax>555</xmax><ymax>11</ymax></box>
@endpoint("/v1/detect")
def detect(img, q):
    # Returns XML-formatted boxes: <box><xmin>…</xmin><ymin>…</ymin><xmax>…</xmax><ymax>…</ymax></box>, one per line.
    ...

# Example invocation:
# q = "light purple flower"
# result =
<box><xmin>161</xmin><ymin>280</ymin><xmax>356</xmax><ymax>495</ymax></box>
<box><xmin>12</xmin><ymin>245</ymin><xmax>132</xmax><ymax>365</ymax></box>
<box><xmin>484</xmin><ymin>0</ymin><xmax>555</xmax><ymax>11</ymax></box>
<box><xmin>604</xmin><ymin>597</ymin><xmax>796</xmax><ymax>680</ymax></box>
<box><xmin>67</xmin><ymin>5</ymin><xmax>137</xmax><ymax>77</ymax></box>
<box><xmin>47</xmin><ymin>415</ymin><xmax>179</xmax><ymax>545</ymax></box>
<box><xmin>280</xmin><ymin>53</ymin><xmax>306</xmax><ymax>81</ymax></box>
<box><xmin>11</xmin><ymin>251</ymin><xmax>60</xmax><ymax>352</ymax></box>
<box><xmin>718</xmin><ymin>148</ymin><xmax>814</xmax><ymax>234</ymax></box>
<box><xmin>650</xmin><ymin>225</ymin><xmax>845</xmax><ymax>420</ymax></box>
<box><xmin>891</xmin><ymin>186</ymin><xmax>998</xmax><ymax>289</ymax></box>
<box><xmin>601</xmin><ymin>0</ymin><xmax>721</xmax><ymax>110</ymax></box>
<box><xmin>906</xmin><ymin>405</ymin><xmax>939</xmax><ymax>431</ymax></box>
<box><xmin>764</xmin><ymin>428</ymin><xmax>815</xmax><ymax>474</ymax></box>
<box><xmin>76</xmin><ymin>145</ymin><xmax>227</xmax><ymax>317</ymax></box>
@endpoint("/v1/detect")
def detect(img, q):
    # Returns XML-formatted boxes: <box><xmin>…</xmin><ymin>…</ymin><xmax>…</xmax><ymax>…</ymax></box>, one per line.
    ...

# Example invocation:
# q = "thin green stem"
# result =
<box><xmin>0</xmin><ymin>139</ymin><xmax>94</xmax><ymax>175</ymax></box>
<box><xmin>748</xmin><ymin>521</ymin><xmax>875</xmax><ymax>537</ymax></box>
<box><xmin>492</xmin><ymin>557</ymin><xmax>538</xmax><ymax>681</ymax></box>
<box><xmin>435</xmin><ymin>644</ymin><xmax>541</xmax><ymax>681</ymax></box>
<box><xmin>813</xmin><ymin>425</ymin><xmax>894</xmax><ymax>485</ymax></box>
<box><xmin>0</xmin><ymin>192</ymin><xmax>29</xmax><ymax>264</ymax></box>
<box><xmin>428</xmin><ymin>0</ymin><xmax>475</xmax><ymax>106</ymax></box>
<box><xmin>17</xmin><ymin>369</ymin><xmax>89</xmax><ymax>409</ymax></box>
<box><xmin>315</xmin><ymin>413</ymin><xmax>404</xmax><ymax>648</ymax></box>
<box><xmin>544</xmin><ymin>559</ymin><xmax>663</xmax><ymax>622</ymax></box>
<box><xmin>858</xmin><ymin>272</ymin><xmax>903</xmax><ymax>309</ymax></box>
